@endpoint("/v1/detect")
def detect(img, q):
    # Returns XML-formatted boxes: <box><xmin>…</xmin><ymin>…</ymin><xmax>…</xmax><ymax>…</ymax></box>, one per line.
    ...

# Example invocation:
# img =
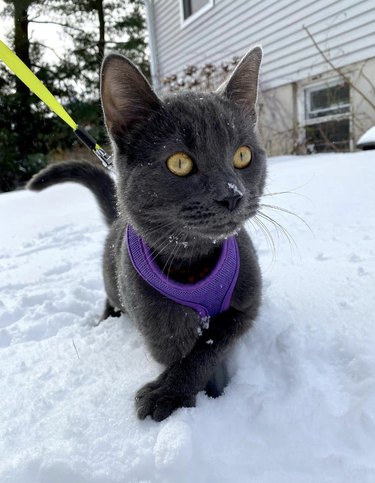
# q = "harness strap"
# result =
<box><xmin>126</xmin><ymin>225</ymin><xmax>240</xmax><ymax>318</ymax></box>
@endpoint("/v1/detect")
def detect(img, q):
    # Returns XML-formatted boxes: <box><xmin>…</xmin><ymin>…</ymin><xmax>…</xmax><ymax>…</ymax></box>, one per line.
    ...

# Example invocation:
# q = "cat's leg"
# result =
<box><xmin>135</xmin><ymin>307</ymin><xmax>252</xmax><ymax>421</ymax></box>
<box><xmin>204</xmin><ymin>360</ymin><xmax>229</xmax><ymax>398</ymax></box>
<box><xmin>98</xmin><ymin>298</ymin><xmax>122</xmax><ymax>323</ymax></box>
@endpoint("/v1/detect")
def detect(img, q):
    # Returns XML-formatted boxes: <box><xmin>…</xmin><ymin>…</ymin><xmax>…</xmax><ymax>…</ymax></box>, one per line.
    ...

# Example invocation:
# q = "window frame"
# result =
<box><xmin>180</xmin><ymin>0</ymin><xmax>214</xmax><ymax>28</ymax></box>
<box><xmin>297</xmin><ymin>76</ymin><xmax>353</xmax><ymax>152</ymax></box>
<box><xmin>304</xmin><ymin>78</ymin><xmax>351</xmax><ymax>124</ymax></box>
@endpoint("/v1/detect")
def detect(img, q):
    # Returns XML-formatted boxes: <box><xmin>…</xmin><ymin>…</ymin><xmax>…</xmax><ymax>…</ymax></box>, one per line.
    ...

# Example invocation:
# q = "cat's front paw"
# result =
<box><xmin>135</xmin><ymin>378</ymin><xmax>196</xmax><ymax>422</ymax></box>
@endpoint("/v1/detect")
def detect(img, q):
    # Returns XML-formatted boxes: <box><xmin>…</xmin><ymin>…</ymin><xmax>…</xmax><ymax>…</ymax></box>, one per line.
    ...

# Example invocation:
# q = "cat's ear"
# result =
<box><xmin>101</xmin><ymin>54</ymin><xmax>161</xmax><ymax>137</ymax></box>
<box><xmin>216</xmin><ymin>46</ymin><xmax>262</xmax><ymax>110</ymax></box>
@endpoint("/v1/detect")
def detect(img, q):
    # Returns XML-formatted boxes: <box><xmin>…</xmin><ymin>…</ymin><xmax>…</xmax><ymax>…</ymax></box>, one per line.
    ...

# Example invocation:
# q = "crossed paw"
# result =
<box><xmin>136</xmin><ymin>373</ymin><xmax>196</xmax><ymax>422</ymax></box>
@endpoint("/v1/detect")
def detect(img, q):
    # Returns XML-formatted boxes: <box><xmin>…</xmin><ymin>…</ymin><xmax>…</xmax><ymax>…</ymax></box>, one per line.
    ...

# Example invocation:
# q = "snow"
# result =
<box><xmin>227</xmin><ymin>182</ymin><xmax>243</xmax><ymax>196</ymax></box>
<box><xmin>357</xmin><ymin>125</ymin><xmax>375</xmax><ymax>148</ymax></box>
<box><xmin>1</xmin><ymin>150</ymin><xmax>375</xmax><ymax>482</ymax></box>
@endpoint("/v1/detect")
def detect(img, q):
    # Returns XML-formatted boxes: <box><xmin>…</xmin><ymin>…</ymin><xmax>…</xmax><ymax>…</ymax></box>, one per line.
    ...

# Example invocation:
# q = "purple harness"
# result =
<box><xmin>126</xmin><ymin>225</ymin><xmax>240</xmax><ymax>318</ymax></box>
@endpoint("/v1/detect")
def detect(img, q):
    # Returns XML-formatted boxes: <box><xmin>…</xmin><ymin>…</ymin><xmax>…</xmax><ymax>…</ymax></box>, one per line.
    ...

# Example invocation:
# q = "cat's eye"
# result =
<box><xmin>233</xmin><ymin>146</ymin><xmax>252</xmax><ymax>169</ymax></box>
<box><xmin>166</xmin><ymin>152</ymin><xmax>194</xmax><ymax>176</ymax></box>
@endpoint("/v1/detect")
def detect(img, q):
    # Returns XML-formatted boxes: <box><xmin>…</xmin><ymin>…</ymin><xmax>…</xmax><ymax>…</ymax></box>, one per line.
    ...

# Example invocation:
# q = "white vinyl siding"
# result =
<box><xmin>149</xmin><ymin>0</ymin><xmax>375</xmax><ymax>90</ymax></box>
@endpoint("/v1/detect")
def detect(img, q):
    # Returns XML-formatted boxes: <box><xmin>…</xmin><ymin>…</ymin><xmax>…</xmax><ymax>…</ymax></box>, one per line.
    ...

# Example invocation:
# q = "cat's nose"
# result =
<box><xmin>215</xmin><ymin>194</ymin><xmax>242</xmax><ymax>212</ymax></box>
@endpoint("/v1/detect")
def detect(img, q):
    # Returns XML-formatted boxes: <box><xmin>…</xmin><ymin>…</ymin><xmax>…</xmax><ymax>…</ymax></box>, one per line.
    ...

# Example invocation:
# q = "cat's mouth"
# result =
<box><xmin>179</xmin><ymin>201</ymin><xmax>259</xmax><ymax>241</ymax></box>
<box><xmin>182</xmin><ymin>215</ymin><xmax>250</xmax><ymax>241</ymax></box>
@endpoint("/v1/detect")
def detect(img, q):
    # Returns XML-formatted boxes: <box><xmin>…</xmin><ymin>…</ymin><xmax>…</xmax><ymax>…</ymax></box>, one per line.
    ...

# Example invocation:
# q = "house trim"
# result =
<box><xmin>145</xmin><ymin>0</ymin><xmax>159</xmax><ymax>89</ymax></box>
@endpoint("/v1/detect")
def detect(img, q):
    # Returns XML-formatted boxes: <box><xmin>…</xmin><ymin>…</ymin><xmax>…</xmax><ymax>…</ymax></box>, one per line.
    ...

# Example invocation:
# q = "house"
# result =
<box><xmin>145</xmin><ymin>0</ymin><xmax>375</xmax><ymax>155</ymax></box>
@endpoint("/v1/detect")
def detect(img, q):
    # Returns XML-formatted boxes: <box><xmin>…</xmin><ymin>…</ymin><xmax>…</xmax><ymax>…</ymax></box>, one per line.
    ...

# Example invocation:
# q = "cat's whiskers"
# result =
<box><xmin>263</xmin><ymin>176</ymin><xmax>313</xmax><ymax>201</ymax></box>
<box><xmin>248</xmin><ymin>185</ymin><xmax>314</xmax><ymax>260</ymax></box>
<box><xmin>260</xmin><ymin>203</ymin><xmax>313</xmax><ymax>234</ymax></box>
<box><xmin>263</xmin><ymin>190</ymin><xmax>307</xmax><ymax>200</ymax></box>
<box><xmin>256</xmin><ymin>210</ymin><xmax>300</xmax><ymax>259</ymax></box>
<box><xmin>252</xmin><ymin>215</ymin><xmax>277</xmax><ymax>260</ymax></box>
<box><xmin>146</xmin><ymin>228</ymin><xmax>180</xmax><ymax>265</ymax></box>
<box><xmin>166</xmin><ymin>231</ymin><xmax>189</xmax><ymax>281</ymax></box>
<box><xmin>188</xmin><ymin>233</ymin><xmax>198</xmax><ymax>270</ymax></box>
<box><xmin>143</xmin><ymin>222</ymin><xmax>192</xmax><ymax>270</ymax></box>
<box><xmin>138</xmin><ymin>218</ymin><xmax>176</xmax><ymax>241</ymax></box>
<box><xmin>152</xmin><ymin>223</ymin><xmax>186</xmax><ymax>257</ymax></box>
<box><xmin>137</xmin><ymin>220</ymin><xmax>180</xmax><ymax>263</ymax></box>
<box><xmin>160</xmin><ymin>230</ymin><xmax>185</xmax><ymax>279</ymax></box>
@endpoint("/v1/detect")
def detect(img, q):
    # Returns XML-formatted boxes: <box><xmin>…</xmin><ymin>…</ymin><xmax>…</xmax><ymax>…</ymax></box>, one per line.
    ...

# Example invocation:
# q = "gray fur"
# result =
<box><xmin>27</xmin><ymin>161</ymin><xmax>117</xmax><ymax>226</ymax></box>
<box><xmin>28</xmin><ymin>47</ymin><xmax>267</xmax><ymax>422</ymax></box>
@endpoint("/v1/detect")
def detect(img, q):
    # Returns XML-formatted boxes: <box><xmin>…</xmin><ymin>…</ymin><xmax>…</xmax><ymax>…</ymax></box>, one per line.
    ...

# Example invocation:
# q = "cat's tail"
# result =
<box><xmin>27</xmin><ymin>161</ymin><xmax>117</xmax><ymax>226</ymax></box>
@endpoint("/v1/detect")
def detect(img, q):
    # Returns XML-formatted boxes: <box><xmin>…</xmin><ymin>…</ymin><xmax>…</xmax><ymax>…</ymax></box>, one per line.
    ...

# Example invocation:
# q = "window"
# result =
<box><xmin>304</xmin><ymin>80</ymin><xmax>351</xmax><ymax>153</ymax></box>
<box><xmin>181</xmin><ymin>0</ymin><xmax>214</xmax><ymax>26</ymax></box>
<box><xmin>305</xmin><ymin>119</ymin><xmax>350</xmax><ymax>152</ymax></box>
<box><xmin>305</xmin><ymin>82</ymin><xmax>350</xmax><ymax>120</ymax></box>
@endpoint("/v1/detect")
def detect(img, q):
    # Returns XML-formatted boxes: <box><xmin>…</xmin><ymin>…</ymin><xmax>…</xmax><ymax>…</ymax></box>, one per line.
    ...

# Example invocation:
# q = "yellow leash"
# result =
<box><xmin>0</xmin><ymin>40</ymin><xmax>112</xmax><ymax>169</ymax></box>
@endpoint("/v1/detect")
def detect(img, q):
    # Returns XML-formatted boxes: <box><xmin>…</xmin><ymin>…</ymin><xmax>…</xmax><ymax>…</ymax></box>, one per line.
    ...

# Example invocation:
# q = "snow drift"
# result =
<box><xmin>1</xmin><ymin>151</ymin><xmax>375</xmax><ymax>483</ymax></box>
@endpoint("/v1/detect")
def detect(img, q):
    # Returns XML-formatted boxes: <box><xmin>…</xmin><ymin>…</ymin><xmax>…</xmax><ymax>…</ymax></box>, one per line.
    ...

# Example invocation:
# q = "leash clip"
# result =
<box><xmin>74</xmin><ymin>125</ymin><xmax>113</xmax><ymax>170</ymax></box>
<box><xmin>94</xmin><ymin>147</ymin><xmax>113</xmax><ymax>170</ymax></box>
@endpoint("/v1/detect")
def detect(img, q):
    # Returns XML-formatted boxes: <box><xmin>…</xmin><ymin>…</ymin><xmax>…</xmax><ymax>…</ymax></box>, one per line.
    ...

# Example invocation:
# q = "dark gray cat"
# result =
<box><xmin>27</xmin><ymin>46</ymin><xmax>266</xmax><ymax>422</ymax></box>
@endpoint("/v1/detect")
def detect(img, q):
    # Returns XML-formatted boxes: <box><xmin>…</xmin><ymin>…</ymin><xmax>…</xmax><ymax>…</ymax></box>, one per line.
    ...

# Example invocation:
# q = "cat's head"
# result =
<box><xmin>101</xmin><ymin>47</ymin><xmax>266</xmax><ymax>254</ymax></box>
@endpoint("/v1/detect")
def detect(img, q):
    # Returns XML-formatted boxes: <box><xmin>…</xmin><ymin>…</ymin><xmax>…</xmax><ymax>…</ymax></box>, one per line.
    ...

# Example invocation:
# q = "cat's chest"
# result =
<box><xmin>120</xmin><ymin>256</ymin><xmax>202</xmax><ymax>364</ymax></box>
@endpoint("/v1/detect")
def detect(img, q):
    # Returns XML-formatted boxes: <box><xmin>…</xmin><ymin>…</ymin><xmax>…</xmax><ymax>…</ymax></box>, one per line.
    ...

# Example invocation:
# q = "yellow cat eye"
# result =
<box><xmin>166</xmin><ymin>152</ymin><xmax>194</xmax><ymax>176</ymax></box>
<box><xmin>233</xmin><ymin>146</ymin><xmax>252</xmax><ymax>169</ymax></box>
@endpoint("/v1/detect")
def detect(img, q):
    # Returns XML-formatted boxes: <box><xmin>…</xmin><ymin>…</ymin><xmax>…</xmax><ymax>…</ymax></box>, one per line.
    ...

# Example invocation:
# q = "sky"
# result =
<box><xmin>0</xmin><ymin>0</ymin><xmax>8</xmax><ymax>39</ymax></box>
<box><xmin>0</xmin><ymin>0</ymin><xmax>73</xmax><ymax>64</ymax></box>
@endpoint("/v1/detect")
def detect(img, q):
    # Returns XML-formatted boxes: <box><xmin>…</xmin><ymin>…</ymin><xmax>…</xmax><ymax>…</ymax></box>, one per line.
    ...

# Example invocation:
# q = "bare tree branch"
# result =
<box><xmin>360</xmin><ymin>69</ymin><xmax>375</xmax><ymax>94</ymax></box>
<box><xmin>303</xmin><ymin>25</ymin><xmax>375</xmax><ymax>112</ymax></box>
<box><xmin>317</xmin><ymin>126</ymin><xmax>341</xmax><ymax>153</ymax></box>
<box><xmin>29</xmin><ymin>19</ymin><xmax>86</xmax><ymax>33</ymax></box>
<box><xmin>30</xmin><ymin>41</ymin><xmax>64</xmax><ymax>61</ymax></box>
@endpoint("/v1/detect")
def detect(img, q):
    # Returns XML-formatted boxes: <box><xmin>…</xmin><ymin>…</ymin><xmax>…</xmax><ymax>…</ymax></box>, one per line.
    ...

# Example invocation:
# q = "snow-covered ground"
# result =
<box><xmin>1</xmin><ymin>151</ymin><xmax>375</xmax><ymax>483</ymax></box>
